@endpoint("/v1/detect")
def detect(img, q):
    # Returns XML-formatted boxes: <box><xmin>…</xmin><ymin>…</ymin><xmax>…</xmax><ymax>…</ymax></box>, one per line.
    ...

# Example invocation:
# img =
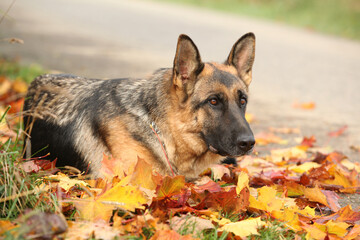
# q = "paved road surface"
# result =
<box><xmin>1</xmin><ymin>0</ymin><xmax>360</xmax><ymax>162</ymax></box>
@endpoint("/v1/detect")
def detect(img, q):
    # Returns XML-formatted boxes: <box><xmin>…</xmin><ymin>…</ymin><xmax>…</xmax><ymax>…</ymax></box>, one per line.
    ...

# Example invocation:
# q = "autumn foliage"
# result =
<box><xmin>1</xmin><ymin>64</ymin><xmax>360</xmax><ymax>239</ymax></box>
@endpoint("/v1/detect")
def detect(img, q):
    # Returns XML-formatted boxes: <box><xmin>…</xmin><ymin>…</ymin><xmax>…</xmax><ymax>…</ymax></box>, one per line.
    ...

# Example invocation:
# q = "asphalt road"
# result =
<box><xmin>1</xmin><ymin>0</ymin><xmax>360</xmax><ymax>162</ymax></box>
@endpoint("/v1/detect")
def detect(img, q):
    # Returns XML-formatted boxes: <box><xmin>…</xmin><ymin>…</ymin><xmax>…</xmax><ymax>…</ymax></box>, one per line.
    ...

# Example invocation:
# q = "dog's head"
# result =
<box><xmin>172</xmin><ymin>33</ymin><xmax>256</xmax><ymax>157</ymax></box>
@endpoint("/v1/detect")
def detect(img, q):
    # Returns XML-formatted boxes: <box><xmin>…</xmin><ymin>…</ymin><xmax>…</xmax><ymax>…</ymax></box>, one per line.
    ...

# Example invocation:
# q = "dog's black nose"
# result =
<box><xmin>237</xmin><ymin>136</ymin><xmax>255</xmax><ymax>153</ymax></box>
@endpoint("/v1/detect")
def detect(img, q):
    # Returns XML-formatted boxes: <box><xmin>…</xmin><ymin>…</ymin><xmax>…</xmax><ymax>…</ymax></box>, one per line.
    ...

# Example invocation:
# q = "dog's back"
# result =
<box><xmin>24</xmin><ymin>74</ymin><xmax>107</xmax><ymax>172</ymax></box>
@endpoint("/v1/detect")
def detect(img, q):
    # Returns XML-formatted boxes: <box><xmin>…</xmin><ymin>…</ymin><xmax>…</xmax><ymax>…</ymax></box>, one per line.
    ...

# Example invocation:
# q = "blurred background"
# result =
<box><xmin>0</xmin><ymin>0</ymin><xmax>359</xmax><ymax>161</ymax></box>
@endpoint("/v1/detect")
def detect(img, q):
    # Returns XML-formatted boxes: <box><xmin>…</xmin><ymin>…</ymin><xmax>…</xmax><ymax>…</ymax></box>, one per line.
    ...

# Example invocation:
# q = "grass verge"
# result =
<box><xmin>154</xmin><ymin>0</ymin><xmax>360</xmax><ymax>41</ymax></box>
<box><xmin>0</xmin><ymin>58</ymin><xmax>51</xmax><ymax>220</ymax></box>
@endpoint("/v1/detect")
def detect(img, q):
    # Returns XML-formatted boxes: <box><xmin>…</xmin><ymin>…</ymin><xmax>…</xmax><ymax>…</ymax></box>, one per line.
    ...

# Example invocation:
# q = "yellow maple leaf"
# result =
<box><xmin>258</xmin><ymin>186</ymin><xmax>283</xmax><ymax>212</ymax></box>
<box><xmin>219</xmin><ymin>217</ymin><xmax>266</xmax><ymax>238</ymax></box>
<box><xmin>249</xmin><ymin>186</ymin><xmax>284</xmax><ymax>212</ymax></box>
<box><xmin>325</xmin><ymin>220</ymin><xmax>350</xmax><ymax>237</ymax></box>
<box><xmin>270</xmin><ymin>147</ymin><xmax>307</xmax><ymax>163</ymax></box>
<box><xmin>271</xmin><ymin>208</ymin><xmax>302</xmax><ymax>231</ymax></box>
<box><xmin>236</xmin><ymin>171</ymin><xmax>249</xmax><ymax>195</ymax></box>
<box><xmin>73</xmin><ymin>197</ymin><xmax>115</xmax><ymax>222</ymax></box>
<box><xmin>303</xmin><ymin>223</ymin><xmax>327</xmax><ymax>240</ymax></box>
<box><xmin>98</xmin><ymin>182</ymin><xmax>148</xmax><ymax>212</ymax></box>
<box><xmin>289</xmin><ymin>162</ymin><xmax>321</xmax><ymax>174</ymax></box>
<box><xmin>324</xmin><ymin>166</ymin><xmax>355</xmax><ymax>193</ymax></box>
<box><xmin>43</xmin><ymin>172</ymin><xmax>88</xmax><ymax>192</ymax></box>
<box><xmin>303</xmin><ymin>186</ymin><xmax>328</xmax><ymax>206</ymax></box>
<box><xmin>341</xmin><ymin>159</ymin><xmax>360</xmax><ymax>172</ymax></box>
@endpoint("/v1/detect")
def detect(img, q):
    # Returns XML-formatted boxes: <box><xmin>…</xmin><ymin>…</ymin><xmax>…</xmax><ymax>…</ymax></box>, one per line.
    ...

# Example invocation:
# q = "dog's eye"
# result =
<box><xmin>209</xmin><ymin>98</ymin><xmax>219</xmax><ymax>106</ymax></box>
<box><xmin>240</xmin><ymin>97</ymin><xmax>247</xmax><ymax>106</ymax></box>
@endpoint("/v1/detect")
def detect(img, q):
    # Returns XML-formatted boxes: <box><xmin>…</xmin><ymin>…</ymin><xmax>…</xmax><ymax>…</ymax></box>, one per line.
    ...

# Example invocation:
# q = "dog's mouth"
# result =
<box><xmin>208</xmin><ymin>144</ymin><xmax>254</xmax><ymax>157</ymax></box>
<box><xmin>208</xmin><ymin>144</ymin><xmax>219</xmax><ymax>154</ymax></box>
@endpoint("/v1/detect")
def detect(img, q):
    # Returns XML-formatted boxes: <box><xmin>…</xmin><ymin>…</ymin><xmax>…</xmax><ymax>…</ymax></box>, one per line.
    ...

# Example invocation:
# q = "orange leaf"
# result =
<box><xmin>99</xmin><ymin>154</ymin><xmax>127</xmax><ymax>179</ymax></box>
<box><xmin>335</xmin><ymin>205</ymin><xmax>360</xmax><ymax>223</ymax></box>
<box><xmin>12</xmin><ymin>78</ymin><xmax>28</xmax><ymax>93</ymax></box>
<box><xmin>302</xmin><ymin>223</ymin><xmax>327</xmax><ymax>240</ymax></box>
<box><xmin>303</xmin><ymin>186</ymin><xmax>328</xmax><ymax>206</ymax></box>
<box><xmin>0</xmin><ymin>220</ymin><xmax>16</xmax><ymax>235</ymax></box>
<box><xmin>73</xmin><ymin>197</ymin><xmax>114</xmax><ymax>222</ymax></box>
<box><xmin>293</xmin><ymin>101</ymin><xmax>316</xmax><ymax>110</ymax></box>
<box><xmin>303</xmin><ymin>186</ymin><xmax>340</xmax><ymax>211</ymax></box>
<box><xmin>0</xmin><ymin>77</ymin><xmax>11</xmax><ymax>96</ymax></box>
<box><xmin>328</xmin><ymin>125</ymin><xmax>348</xmax><ymax>137</ymax></box>
<box><xmin>130</xmin><ymin>157</ymin><xmax>157</xmax><ymax>190</ymax></box>
<box><xmin>300</xmin><ymin>136</ymin><xmax>316</xmax><ymax>147</ymax></box>
<box><xmin>344</xmin><ymin>224</ymin><xmax>360</xmax><ymax>240</ymax></box>
<box><xmin>150</xmin><ymin>229</ymin><xmax>194</xmax><ymax>240</ymax></box>
<box><xmin>156</xmin><ymin>175</ymin><xmax>185</xmax><ymax>199</ymax></box>
<box><xmin>255</xmin><ymin>132</ymin><xmax>287</xmax><ymax>146</ymax></box>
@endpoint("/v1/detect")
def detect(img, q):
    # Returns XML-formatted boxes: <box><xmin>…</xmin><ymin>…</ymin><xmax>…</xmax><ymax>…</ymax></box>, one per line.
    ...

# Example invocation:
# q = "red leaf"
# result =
<box><xmin>300</xmin><ymin>136</ymin><xmax>316</xmax><ymax>147</ymax></box>
<box><xmin>321</xmin><ymin>189</ymin><xmax>341</xmax><ymax>212</ymax></box>
<box><xmin>193</xmin><ymin>179</ymin><xmax>222</xmax><ymax>194</ymax></box>
<box><xmin>328</xmin><ymin>125</ymin><xmax>348</xmax><ymax>137</ymax></box>
<box><xmin>316</xmin><ymin>205</ymin><xmax>360</xmax><ymax>224</ymax></box>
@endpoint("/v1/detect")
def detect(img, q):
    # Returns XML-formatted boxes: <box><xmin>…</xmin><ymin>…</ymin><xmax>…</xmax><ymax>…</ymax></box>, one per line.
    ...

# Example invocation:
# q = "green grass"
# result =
<box><xmin>0</xmin><ymin>58</ymin><xmax>45</xmax><ymax>83</ymax></box>
<box><xmin>155</xmin><ymin>0</ymin><xmax>360</xmax><ymax>41</ymax></box>
<box><xmin>249</xmin><ymin>220</ymin><xmax>306</xmax><ymax>240</ymax></box>
<box><xmin>0</xmin><ymin>118</ymin><xmax>57</xmax><ymax>220</ymax></box>
<box><xmin>0</xmin><ymin>59</ymin><xmax>53</xmax><ymax>220</ymax></box>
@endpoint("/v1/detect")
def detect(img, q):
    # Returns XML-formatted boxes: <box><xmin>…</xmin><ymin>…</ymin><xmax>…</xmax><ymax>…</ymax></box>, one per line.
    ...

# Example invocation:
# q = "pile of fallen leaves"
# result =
<box><xmin>2</xmin><ymin>144</ymin><xmax>360</xmax><ymax>239</ymax></box>
<box><xmin>1</xmin><ymin>61</ymin><xmax>360</xmax><ymax>239</ymax></box>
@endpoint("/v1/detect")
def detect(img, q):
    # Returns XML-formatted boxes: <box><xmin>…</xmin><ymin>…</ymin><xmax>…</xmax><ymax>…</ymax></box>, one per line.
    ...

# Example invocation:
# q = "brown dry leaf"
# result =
<box><xmin>171</xmin><ymin>215</ymin><xmax>214</xmax><ymax>234</ymax></box>
<box><xmin>210</xmin><ymin>164</ymin><xmax>231</xmax><ymax>181</ymax></box>
<box><xmin>219</xmin><ymin>217</ymin><xmax>266</xmax><ymax>238</ymax></box>
<box><xmin>16</xmin><ymin>212</ymin><xmax>67</xmax><ymax>239</ymax></box>
<box><xmin>65</xmin><ymin>220</ymin><xmax>120</xmax><ymax>240</ymax></box>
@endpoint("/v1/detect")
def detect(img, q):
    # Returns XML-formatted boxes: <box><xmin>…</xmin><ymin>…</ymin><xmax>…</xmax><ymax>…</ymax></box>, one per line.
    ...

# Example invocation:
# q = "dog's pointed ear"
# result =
<box><xmin>226</xmin><ymin>32</ymin><xmax>255</xmax><ymax>86</ymax></box>
<box><xmin>173</xmin><ymin>34</ymin><xmax>204</xmax><ymax>92</ymax></box>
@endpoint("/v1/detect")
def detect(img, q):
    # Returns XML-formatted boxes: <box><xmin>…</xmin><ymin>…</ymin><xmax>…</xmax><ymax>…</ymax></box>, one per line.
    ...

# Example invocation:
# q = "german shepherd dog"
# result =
<box><xmin>23</xmin><ymin>33</ymin><xmax>256</xmax><ymax>180</ymax></box>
